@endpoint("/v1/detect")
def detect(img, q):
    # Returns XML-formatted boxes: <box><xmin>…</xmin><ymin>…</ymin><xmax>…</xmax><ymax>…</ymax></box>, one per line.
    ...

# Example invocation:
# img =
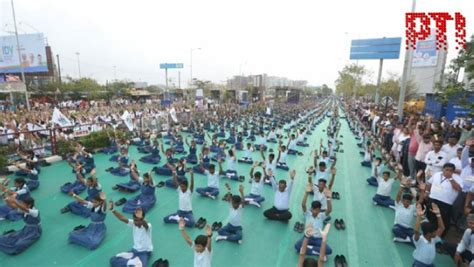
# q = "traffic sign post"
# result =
<box><xmin>160</xmin><ymin>63</ymin><xmax>184</xmax><ymax>99</ymax></box>
<box><xmin>350</xmin><ymin>37</ymin><xmax>401</xmax><ymax>105</ymax></box>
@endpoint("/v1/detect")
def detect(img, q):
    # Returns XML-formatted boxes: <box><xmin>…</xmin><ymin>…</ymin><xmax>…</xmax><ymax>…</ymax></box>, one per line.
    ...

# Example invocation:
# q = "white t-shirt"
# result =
<box><xmin>192</xmin><ymin>244</ymin><xmax>212</xmax><ymax>267</ymax></box>
<box><xmin>227</xmin><ymin>205</ymin><xmax>243</xmax><ymax>227</ymax></box>
<box><xmin>127</xmin><ymin>219</ymin><xmax>153</xmax><ymax>252</ymax></box>
<box><xmin>394</xmin><ymin>202</ymin><xmax>415</xmax><ymax>228</ymax></box>
<box><xmin>178</xmin><ymin>188</ymin><xmax>192</xmax><ymax>212</ymax></box>
<box><xmin>428</xmin><ymin>172</ymin><xmax>463</xmax><ymax>205</ymax></box>
<box><xmin>304</xmin><ymin>211</ymin><xmax>326</xmax><ymax>238</ymax></box>
<box><xmin>250</xmin><ymin>178</ymin><xmax>264</xmax><ymax>195</ymax></box>
<box><xmin>442</xmin><ymin>143</ymin><xmax>462</xmax><ymax>161</ymax></box>
<box><xmin>413</xmin><ymin>236</ymin><xmax>441</xmax><ymax>265</ymax></box>
<box><xmin>376</xmin><ymin>178</ymin><xmax>394</xmax><ymax>196</ymax></box>
<box><xmin>205</xmin><ymin>170</ymin><xmax>219</xmax><ymax>189</ymax></box>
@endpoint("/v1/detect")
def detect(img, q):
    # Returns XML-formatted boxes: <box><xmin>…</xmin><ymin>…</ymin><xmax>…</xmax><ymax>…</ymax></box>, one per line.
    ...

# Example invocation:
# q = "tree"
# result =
<box><xmin>321</xmin><ymin>84</ymin><xmax>332</xmax><ymax>95</ymax></box>
<box><xmin>335</xmin><ymin>63</ymin><xmax>366</xmax><ymax>97</ymax></box>
<box><xmin>435</xmin><ymin>34</ymin><xmax>474</xmax><ymax>114</ymax></box>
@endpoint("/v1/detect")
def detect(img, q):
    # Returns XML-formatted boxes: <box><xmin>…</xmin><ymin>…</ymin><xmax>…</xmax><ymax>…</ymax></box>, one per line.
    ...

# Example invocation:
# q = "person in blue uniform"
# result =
<box><xmin>0</xmin><ymin>196</ymin><xmax>41</xmax><ymax>255</ymax></box>
<box><xmin>107</xmin><ymin>148</ymin><xmax>130</xmax><ymax>177</ymax></box>
<box><xmin>139</xmin><ymin>139</ymin><xmax>161</xmax><ymax>164</ymax></box>
<box><xmin>113</xmin><ymin>161</ymin><xmax>141</xmax><ymax>192</ymax></box>
<box><xmin>14</xmin><ymin>162</ymin><xmax>39</xmax><ymax>191</ymax></box>
<box><xmin>61</xmin><ymin>176</ymin><xmax>102</xmax><ymax>217</ymax></box>
<box><xmin>184</xmin><ymin>139</ymin><xmax>198</xmax><ymax>164</ymax></box>
<box><xmin>0</xmin><ymin>178</ymin><xmax>31</xmax><ymax>221</ymax></box>
<box><xmin>68</xmin><ymin>192</ymin><xmax>107</xmax><ymax>250</ymax></box>
<box><xmin>193</xmin><ymin>147</ymin><xmax>211</xmax><ymax>174</ymax></box>
<box><xmin>61</xmin><ymin>163</ymin><xmax>88</xmax><ymax>195</ymax></box>
<box><xmin>123</xmin><ymin>172</ymin><xmax>156</xmax><ymax>214</ymax></box>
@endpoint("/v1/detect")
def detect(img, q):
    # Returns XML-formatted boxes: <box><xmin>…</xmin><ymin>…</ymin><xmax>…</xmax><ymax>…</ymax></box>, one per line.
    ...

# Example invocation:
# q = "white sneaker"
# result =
<box><xmin>393</xmin><ymin>237</ymin><xmax>411</xmax><ymax>243</ymax></box>
<box><xmin>208</xmin><ymin>195</ymin><xmax>216</xmax><ymax>200</ymax></box>
<box><xmin>249</xmin><ymin>200</ymin><xmax>261</xmax><ymax>208</ymax></box>
<box><xmin>388</xmin><ymin>205</ymin><xmax>396</xmax><ymax>210</ymax></box>
<box><xmin>373</xmin><ymin>201</ymin><xmax>378</xmax><ymax>205</ymax></box>
<box><xmin>238</xmin><ymin>240</ymin><xmax>242</xmax><ymax>245</ymax></box>
<box><xmin>215</xmin><ymin>236</ymin><xmax>226</xmax><ymax>242</ymax></box>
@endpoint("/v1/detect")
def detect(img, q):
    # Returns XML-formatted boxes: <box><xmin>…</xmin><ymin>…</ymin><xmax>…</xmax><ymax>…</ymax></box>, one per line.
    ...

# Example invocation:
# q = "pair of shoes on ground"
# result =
<box><xmin>195</xmin><ymin>217</ymin><xmax>207</xmax><ymax>229</ymax></box>
<box><xmin>152</xmin><ymin>258</ymin><xmax>169</xmax><ymax>267</ymax></box>
<box><xmin>293</xmin><ymin>221</ymin><xmax>305</xmax><ymax>233</ymax></box>
<box><xmin>156</xmin><ymin>181</ymin><xmax>165</xmax><ymax>188</ymax></box>
<box><xmin>331</xmin><ymin>192</ymin><xmax>340</xmax><ymax>200</ymax></box>
<box><xmin>212</xmin><ymin>222</ymin><xmax>222</xmax><ymax>231</ymax></box>
<box><xmin>105</xmin><ymin>167</ymin><xmax>114</xmax><ymax>172</ymax></box>
<box><xmin>335</xmin><ymin>219</ymin><xmax>346</xmax><ymax>230</ymax></box>
<box><xmin>335</xmin><ymin>255</ymin><xmax>348</xmax><ymax>267</ymax></box>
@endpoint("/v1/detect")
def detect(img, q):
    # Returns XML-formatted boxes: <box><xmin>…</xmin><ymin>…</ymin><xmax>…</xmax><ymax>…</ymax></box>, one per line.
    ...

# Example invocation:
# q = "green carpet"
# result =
<box><xmin>0</xmin><ymin>115</ymin><xmax>454</xmax><ymax>267</ymax></box>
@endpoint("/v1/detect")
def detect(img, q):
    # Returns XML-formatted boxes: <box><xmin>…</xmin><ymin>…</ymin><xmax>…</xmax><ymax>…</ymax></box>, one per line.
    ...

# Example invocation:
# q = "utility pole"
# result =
<box><xmin>11</xmin><ymin>0</ymin><xmax>30</xmax><ymax>110</ymax></box>
<box><xmin>56</xmin><ymin>54</ymin><xmax>62</xmax><ymax>84</ymax></box>
<box><xmin>178</xmin><ymin>71</ymin><xmax>181</xmax><ymax>89</ymax></box>
<box><xmin>397</xmin><ymin>0</ymin><xmax>416</xmax><ymax>121</ymax></box>
<box><xmin>76</xmin><ymin>52</ymin><xmax>81</xmax><ymax>78</ymax></box>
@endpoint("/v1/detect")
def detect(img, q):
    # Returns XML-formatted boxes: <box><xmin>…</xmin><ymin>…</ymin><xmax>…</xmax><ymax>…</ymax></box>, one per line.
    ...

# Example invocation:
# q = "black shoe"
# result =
<box><xmin>332</xmin><ymin>192</ymin><xmax>336</xmax><ymax>199</ymax></box>
<box><xmin>335</xmin><ymin>255</ymin><xmax>343</xmax><ymax>267</ymax></box>
<box><xmin>340</xmin><ymin>255</ymin><xmax>348</xmax><ymax>267</ymax></box>
<box><xmin>212</xmin><ymin>222</ymin><xmax>218</xmax><ymax>231</ymax></box>
<box><xmin>106</xmin><ymin>167</ymin><xmax>113</xmax><ymax>172</ymax></box>
<box><xmin>152</xmin><ymin>167</ymin><xmax>158</xmax><ymax>172</ymax></box>
<box><xmin>335</xmin><ymin>219</ymin><xmax>341</xmax><ymax>230</ymax></box>
<box><xmin>198</xmin><ymin>218</ymin><xmax>207</xmax><ymax>229</ymax></box>
<box><xmin>157</xmin><ymin>181</ymin><xmax>165</xmax><ymax>188</ymax></box>
<box><xmin>112</xmin><ymin>185</ymin><xmax>118</xmax><ymax>190</ymax></box>
<box><xmin>161</xmin><ymin>259</ymin><xmax>169</xmax><ymax>267</ymax></box>
<box><xmin>3</xmin><ymin>229</ymin><xmax>15</xmax><ymax>235</ymax></box>
<box><xmin>339</xmin><ymin>219</ymin><xmax>346</xmax><ymax>230</ymax></box>
<box><xmin>73</xmin><ymin>225</ymin><xmax>86</xmax><ymax>231</ymax></box>
<box><xmin>115</xmin><ymin>198</ymin><xmax>127</xmax><ymax>206</ymax></box>
<box><xmin>60</xmin><ymin>207</ymin><xmax>71</xmax><ymax>214</ymax></box>
<box><xmin>152</xmin><ymin>258</ymin><xmax>163</xmax><ymax>267</ymax></box>
<box><xmin>195</xmin><ymin>217</ymin><xmax>204</xmax><ymax>229</ymax></box>
<box><xmin>335</xmin><ymin>192</ymin><xmax>340</xmax><ymax>200</ymax></box>
<box><xmin>293</xmin><ymin>222</ymin><xmax>300</xmax><ymax>232</ymax></box>
<box><xmin>238</xmin><ymin>176</ymin><xmax>245</xmax><ymax>182</ymax></box>
<box><xmin>216</xmin><ymin>222</ymin><xmax>223</xmax><ymax>231</ymax></box>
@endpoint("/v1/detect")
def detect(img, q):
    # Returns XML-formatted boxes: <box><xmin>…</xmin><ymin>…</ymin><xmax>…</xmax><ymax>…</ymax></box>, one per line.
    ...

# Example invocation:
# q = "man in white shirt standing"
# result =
<box><xmin>442</xmin><ymin>135</ymin><xmax>462</xmax><ymax>162</ymax></box>
<box><xmin>426</xmin><ymin>163</ymin><xmax>463</xmax><ymax>235</ymax></box>
<box><xmin>109</xmin><ymin>205</ymin><xmax>153</xmax><ymax>267</ymax></box>
<box><xmin>424</xmin><ymin>140</ymin><xmax>448</xmax><ymax>178</ymax></box>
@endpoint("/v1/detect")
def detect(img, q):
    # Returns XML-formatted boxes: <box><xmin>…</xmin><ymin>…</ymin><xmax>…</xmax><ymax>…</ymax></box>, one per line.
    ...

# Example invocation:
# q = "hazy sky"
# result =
<box><xmin>1</xmin><ymin>0</ymin><xmax>473</xmax><ymax>87</ymax></box>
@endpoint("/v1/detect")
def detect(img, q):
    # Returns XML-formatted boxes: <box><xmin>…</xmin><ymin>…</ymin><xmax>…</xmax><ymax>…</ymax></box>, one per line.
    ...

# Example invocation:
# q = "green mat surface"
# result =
<box><xmin>0</xmin><ymin>115</ymin><xmax>454</xmax><ymax>267</ymax></box>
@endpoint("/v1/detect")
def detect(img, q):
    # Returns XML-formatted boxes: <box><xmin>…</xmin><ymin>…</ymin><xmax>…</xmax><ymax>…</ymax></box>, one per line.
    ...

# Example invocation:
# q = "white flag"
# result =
<box><xmin>52</xmin><ymin>108</ymin><xmax>72</xmax><ymax>127</ymax></box>
<box><xmin>170</xmin><ymin>107</ymin><xmax>178</xmax><ymax>123</ymax></box>
<box><xmin>121</xmin><ymin>111</ymin><xmax>134</xmax><ymax>131</ymax></box>
<box><xmin>266</xmin><ymin>107</ymin><xmax>271</xmax><ymax>115</ymax></box>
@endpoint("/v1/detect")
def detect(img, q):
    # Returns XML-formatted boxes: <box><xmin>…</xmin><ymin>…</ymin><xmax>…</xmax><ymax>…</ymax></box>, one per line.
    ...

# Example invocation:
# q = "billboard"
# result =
<box><xmin>0</xmin><ymin>33</ymin><xmax>48</xmax><ymax>73</ymax></box>
<box><xmin>412</xmin><ymin>36</ymin><xmax>438</xmax><ymax>68</ymax></box>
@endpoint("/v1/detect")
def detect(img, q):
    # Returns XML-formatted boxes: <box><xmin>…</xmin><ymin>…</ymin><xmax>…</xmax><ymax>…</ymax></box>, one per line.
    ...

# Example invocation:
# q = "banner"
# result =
<box><xmin>52</xmin><ymin>108</ymin><xmax>72</xmax><ymax>127</ymax></box>
<box><xmin>0</xmin><ymin>33</ymin><xmax>48</xmax><ymax>73</ymax></box>
<box><xmin>121</xmin><ymin>111</ymin><xmax>134</xmax><ymax>131</ymax></box>
<box><xmin>412</xmin><ymin>35</ymin><xmax>438</xmax><ymax>68</ymax></box>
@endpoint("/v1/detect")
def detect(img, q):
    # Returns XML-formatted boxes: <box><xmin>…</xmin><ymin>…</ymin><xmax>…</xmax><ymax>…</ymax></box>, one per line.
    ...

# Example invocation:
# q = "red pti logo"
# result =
<box><xmin>406</xmin><ymin>12</ymin><xmax>466</xmax><ymax>50</ymax></box>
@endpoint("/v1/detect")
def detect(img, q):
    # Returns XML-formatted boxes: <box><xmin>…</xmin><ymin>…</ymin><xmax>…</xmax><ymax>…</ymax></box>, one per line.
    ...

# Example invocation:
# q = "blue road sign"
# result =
<box><xmin>350</xmin><ymin>37</ymin><xmax>401</xmax><ymax>60</ymax></box>
<box><xmin>160</xmin><ymin>63</ymin><xmax>184</xmax><ymax>69</ymax></box>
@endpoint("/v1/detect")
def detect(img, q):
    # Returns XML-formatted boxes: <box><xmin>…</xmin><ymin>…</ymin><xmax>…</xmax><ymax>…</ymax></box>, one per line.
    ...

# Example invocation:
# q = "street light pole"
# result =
<box><xmin>11</xmin><ymin>0</ymin><xmax>30</xmax><ymax>110</ymax></box>
<box><xmin>76</xmin><ymin>52</ymin><xmax>81</xmax><ymax>78</ymax></box>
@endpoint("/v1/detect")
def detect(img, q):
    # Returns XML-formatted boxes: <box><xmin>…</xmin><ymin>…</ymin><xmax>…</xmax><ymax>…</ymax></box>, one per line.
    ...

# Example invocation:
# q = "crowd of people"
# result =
<box><xmin>0</xmin><ymin>94</ymin><xmax>473</xmax><ymax>267</ymax></box>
